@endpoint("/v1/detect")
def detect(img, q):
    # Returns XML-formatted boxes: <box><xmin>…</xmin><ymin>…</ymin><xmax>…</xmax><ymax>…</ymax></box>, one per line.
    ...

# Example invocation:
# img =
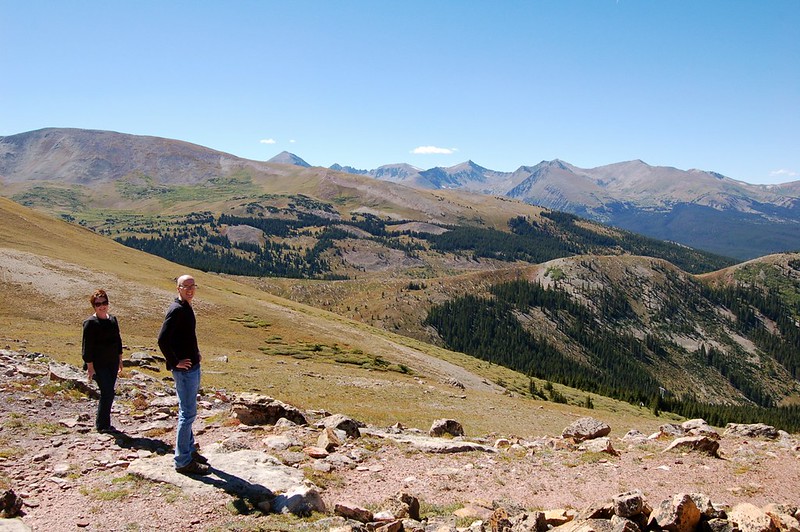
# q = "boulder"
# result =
<box><xmin>663</xmin><ymin>436</ymin><xmax>720</xmax><ymax>457</ymax></box>
<box><xmin>562</xmin><ymin>417</ymin><xmax>611</xmax><ymax>442</ymax></box>
<box><xmin>689</xmin><ymin>493</ymin><xmax>726</xmax><ymax>519</ymax></box>
<box><xmin>659</xmin><ymin>423</ymin><xmax>686</xmax><ymax>438</ymax></box>
<box><xmin>554</xmin><ymin>518</ymin><xmax>614</xmax><ymax>532</ymax></box>
<box><xmin>508</xmin><ymin>510</ymin><xmax>547</xmax><ymax>532</ymax></box>
<box><xmin>318</xmin><ymin>414</ymin><xmax>362</xmax><ymax>439</ymax></box>
<box><xmin>610</xmin><ymin>515</ymin><xmax>641</xmax><ymax>532</ymax></box>
<box><xmin>48</xmin><ymin>362</ymin><xmax>98</xmax><ymax>399</ymax></box>
<box><xmin>231</xmin><ymin>393</ymin><xmax>307</xmax><ymax>426</ymax></box>
<box><xmin>271</xmin><ymin>485</ymin><xmax>326</xmax><ymax>516</ymax></box>
<box><xmin>377</xmin><ymin>492</ymin><xmax>420</xmax><ymax>521</ymax></box>
<box><xmin>724</xmin><ymin>423</ymin><xmax>780</xmax><ymax>440</ymax></box>
<box><xmin>579</xmin><ymin>437</ymin><xmax>619</xmax><ymax>456</ymax></box>
<box><xmin>648</xmin><ymin>493</ymin><xmax>701</xmax><ymax>532</ymax></box>
<box><xmin>682</xmin><ymin>419</ymin><xmax>720</xmax><ymax>439</ymax></box>
<box><xmin>704</xmin><ymin>517</ymin><xmax>738</xmax><ymax>532</ymax></box>
<box><xmin>429</xmin><ymin>418</ymin><xmax>464</xmax><ymax>438</ymax></box>
<box><xmin>613</xmin><ymin>490</ymin><xmax>645</xmax><ymax>518</ymax></box>
<box><xmin>318</xmin><ymin>427</ymin><xmax>343</xmax><ymax>451</ymax></box>
<box><xmin>728</xmin><ymin>503</ymin><xmax>778</xmax><ymax>532</ymax></box>
<box><xmin>334</xmin><ymin>502</ymin><xmax>374</xmax><ymax>523</ymax></box>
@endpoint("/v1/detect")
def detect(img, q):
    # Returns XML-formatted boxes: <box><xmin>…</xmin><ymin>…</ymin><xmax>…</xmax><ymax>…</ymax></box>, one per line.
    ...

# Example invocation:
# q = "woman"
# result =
<box><xmin>82</xmin><ymin>289</ymin><xmax>124</xmax><ymax>433</ymax></box>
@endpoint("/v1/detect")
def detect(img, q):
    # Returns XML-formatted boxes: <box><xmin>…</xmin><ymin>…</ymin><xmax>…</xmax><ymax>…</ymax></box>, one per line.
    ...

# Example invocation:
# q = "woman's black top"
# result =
<box><xmin>82</xmin><ymin>314</ymin><xmax>123</xmax><ymax>369</ymax></box>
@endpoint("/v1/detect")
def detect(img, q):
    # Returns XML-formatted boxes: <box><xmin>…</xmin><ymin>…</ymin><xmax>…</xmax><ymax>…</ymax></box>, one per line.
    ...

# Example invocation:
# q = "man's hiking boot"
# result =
<box><xmin>175</xmin><ymin>460</ymin><xmax>211</xmax><ymax>476</ymax></box>
<box><xmin>192</xmin><ymin>451</ymin><xmax>209</xmax><ymax>465</ymax></box>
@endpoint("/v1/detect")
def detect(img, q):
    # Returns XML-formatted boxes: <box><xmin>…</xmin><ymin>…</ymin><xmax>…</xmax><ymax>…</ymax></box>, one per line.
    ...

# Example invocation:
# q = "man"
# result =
<box><xmin>157</xmin><ymin>274</ymin><xmax>210</xmax><ymax>475</ymax></box>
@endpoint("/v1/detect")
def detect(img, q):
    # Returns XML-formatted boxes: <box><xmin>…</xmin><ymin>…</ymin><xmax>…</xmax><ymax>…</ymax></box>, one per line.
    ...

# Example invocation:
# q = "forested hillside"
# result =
<box><xmin>424</xmin><ymin>255</ymin><xmax>800</xmax><ymax>431</ymax></box>
<box><xmin>106</xmin><ymin>196</ymin><xmax>734</xmax><ymax>280</ymax></box>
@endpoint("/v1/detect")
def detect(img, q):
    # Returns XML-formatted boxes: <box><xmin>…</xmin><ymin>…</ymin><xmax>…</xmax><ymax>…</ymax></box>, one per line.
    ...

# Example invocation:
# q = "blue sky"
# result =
<box><xmin>2</xmin><ymin>1</ymin><xmax>798</xmax><ymax>184</ymax></box>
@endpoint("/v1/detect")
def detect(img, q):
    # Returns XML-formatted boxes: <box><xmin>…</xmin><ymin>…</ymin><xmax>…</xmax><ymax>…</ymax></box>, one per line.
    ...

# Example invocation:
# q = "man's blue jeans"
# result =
<box><xmin>172</xmin><ymin>364</ymin><xmax>200</xmax><ymax>468</ymax></box>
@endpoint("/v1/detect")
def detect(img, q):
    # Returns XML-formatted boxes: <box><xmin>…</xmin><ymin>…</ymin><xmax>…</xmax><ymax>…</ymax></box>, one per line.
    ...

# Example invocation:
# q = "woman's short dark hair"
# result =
<box><xmin>90</xmin><ymin>289</ymin><xmax>109</xmax><ymax>307</ymax></box>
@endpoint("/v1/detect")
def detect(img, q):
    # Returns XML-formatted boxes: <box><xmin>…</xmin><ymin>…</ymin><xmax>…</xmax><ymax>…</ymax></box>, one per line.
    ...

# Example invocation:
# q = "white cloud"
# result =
<box><xmin>260</xmin><ymin>138</ymin><xmax>277</xmax><ymax>145</ymax></box>
<box><xmin>289</xmin><ymin>139</ymin><xmax>296</xmax><ymax>144</ymax></box>
<box><xmin>770</xmin><ymin>169</ymin><xmax>798</xmax><ymax>177</ymax></box>
<box><xmin>411</xmin><ymin>145</ymin><xmax>458</xmax><ymax>155</ymax></box>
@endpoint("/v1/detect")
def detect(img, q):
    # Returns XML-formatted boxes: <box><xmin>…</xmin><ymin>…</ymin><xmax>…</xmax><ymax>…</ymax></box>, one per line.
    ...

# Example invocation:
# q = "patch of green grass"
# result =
<box><xmin>40</xmin><ymin>380</ymin><xmax>85</xmax><ymax>400</ymax></box>
<box><xmin>34</xmin><ymin>421</ymin><xmax>68</xmax><ymax>436</ymax></box>
<box><xmin>218</xmin><ymin>511</ymin><xmax>328</xmax><ymax>532</ymax></box>
<box><xmin>0</xmin><ymin>413</ymin><xmax>63</xmax><ymax>436</ymax></box>
<box><xmin>0</xmin><ymin>446</ymin><xmax>24</xmax><ymax>459</ymax></box>
<box><xmin>420</xmin><ymin>500</ymin><xmax>467</xmax><ymax>526</ymax></box>
<box><xmin>80</xmin><ymin>484</ymin><xmax>131</xmax><ymax>501</ymax></box>
<box><xmin>302</xmin><ymin>466</ymin><xmax>344</xmax><ymax>489</ymax></box>
<box><xmin>82</xmin><ymin>473</ymin><xmax>181</xmax><ymax>503</ymax></box>
<box><xmin>231</xmin><ymin>314</ymin><xmax>271</xmax><ymax>329</ymax></box>
<box><xmin>579</xmin><ymin>451</ymin><xmax>612</xmax><ymax>464</ymax></box>
<box><xmin>3</xmin><ymin>413</ymin><xmax>25</xmax><ymax>430</ymax></box>
<box><xmin>12</xmin><ymin>185</ymin><xmax>89</xmax><ymax>211</ymax></box>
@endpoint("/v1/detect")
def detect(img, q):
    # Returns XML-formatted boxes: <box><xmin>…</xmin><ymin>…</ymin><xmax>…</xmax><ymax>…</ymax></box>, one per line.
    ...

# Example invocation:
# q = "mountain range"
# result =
<box><xmin>1</xmin><ymin>127</ymin><xmax>800</xmax><ymax>428</ymax></box>
<box><xmin>287</xmin><ymin>153</ymin><xmax>800</xmax><ymax>261</ymax></box>
<box><xmin>2</xmin><ymin>127</ymin><xmax>798</xmax><ymax>261</ymax></box>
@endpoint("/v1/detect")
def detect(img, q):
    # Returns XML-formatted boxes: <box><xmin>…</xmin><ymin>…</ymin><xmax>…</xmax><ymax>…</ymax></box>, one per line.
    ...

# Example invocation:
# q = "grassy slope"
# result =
<box><xmin>0</xmin><ymin>197</ymin><xmax>673</xmax><ymax>437</ymax></box>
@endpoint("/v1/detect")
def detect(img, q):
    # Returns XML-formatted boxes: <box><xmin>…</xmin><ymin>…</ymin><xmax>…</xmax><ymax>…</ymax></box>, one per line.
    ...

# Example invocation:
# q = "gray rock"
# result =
<box><xmin>429</xmin><ymin>418</ymin><xmax>464</xmax><ymax>438</ymax></box>
<box><xmin>704</xmin><ymin>517</ymin><xmax>740</xmax><ymax>532</ymax></box>
<box><xmin>318</xmin><ymin>414</ymin><xmax>363</xmax><ymax>439</ymax></box>
<box><xmin>562</xmin><ymin>417</ymin><xmax>611</xmax><ymax>442</ymax></box>
<box><xmin>728</xmin><ymin>503</ymin><xmax>778</xmax><ymax>532</ymax></box>
<box><xmin>261</xmin><ymin>434</ymin><xmax>301</xmax><ymax>451</ymax></box>
<box><xmin>126</xmin><ymin>443</ymin><xmax>305</xmax><ymax>499</ymax></box>
<box><xmin>318</xmin><ymin>427</ymin><xmax>343</xmax><ymax>451</ymax></box>
<box><xmin>363</xmin><ymin>428</ymin><xmax>495</xmax><ymax>454</ymax></box>
<box><xmin>271</xmin><ymin>485</ymin><xmax>326</xmax><ymax>516</ymax></box>
<box><xmin>663</xmin><ymin>436</ymin><xmax>720</xmax><ymax>457</ymax></box>
<box><xmin>232</xmin><ymin>393</ymin><xmax>307</xmax><ymax>426</ymax></box>
<box><xmin>579</xmin><ymin>437</ymin><xmax>618</xmax><ymax>456</ymax></box>
<box><xmin>0</xmin><ymin>518</ymin><xmax>33</xmax><ymax>531</ymax></box>
<box><xmin>724</xmin><ymin>423</ymin><xmax>780</xmax><ymax>440</ymax></box>
<box><xmin>48</xmin><ymin>362</ymin><xmax>98</xmax><ymax>399</ymax></box>
<box><xmin>610</xmin><ymin>515</ymin><xmax>641</xmax><ymax>532</ymax></box>
<box><xmin>613</xmin><ymin>490</ymin><xmax>645</xmax><ymax>518</ymax></box>
<box><xmin>648</xmin><ymin>493</ymin><xmax>701</xmax><ymax>532</ymax></box>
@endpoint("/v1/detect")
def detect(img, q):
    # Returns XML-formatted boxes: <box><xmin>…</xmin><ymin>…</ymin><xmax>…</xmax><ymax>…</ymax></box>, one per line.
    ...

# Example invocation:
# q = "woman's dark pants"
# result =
<box><xmin>93</xmin><ymin>366</ymin><xmax>117</xmax><ymax>431</ymax></box>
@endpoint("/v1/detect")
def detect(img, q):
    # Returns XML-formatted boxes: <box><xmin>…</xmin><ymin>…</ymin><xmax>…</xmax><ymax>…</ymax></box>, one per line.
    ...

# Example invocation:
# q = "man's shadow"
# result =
<box><xmin>195</xmin><ymin>466</ymin><xmax>275</xmax><ymax>501</ymax></box>
<box><xmin>111</xmin><ymin>432</ymin><xmax>276</xmax><ymax>507</ymax></box>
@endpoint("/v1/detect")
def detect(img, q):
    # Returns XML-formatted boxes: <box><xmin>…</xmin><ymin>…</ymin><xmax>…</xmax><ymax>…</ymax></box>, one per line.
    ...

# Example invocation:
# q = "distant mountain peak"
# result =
<box><xmin>268</xmin><ymin>151</ymin><xmax>310</xmax><ymax>167</ymax></box>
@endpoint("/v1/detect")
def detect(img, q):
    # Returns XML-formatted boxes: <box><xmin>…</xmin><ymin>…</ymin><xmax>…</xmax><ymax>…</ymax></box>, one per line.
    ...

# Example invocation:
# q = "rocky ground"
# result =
<box><xmin>1</xmin><ymin>348</ymin><xmax>799</xmax><ymax>532</ymax></box>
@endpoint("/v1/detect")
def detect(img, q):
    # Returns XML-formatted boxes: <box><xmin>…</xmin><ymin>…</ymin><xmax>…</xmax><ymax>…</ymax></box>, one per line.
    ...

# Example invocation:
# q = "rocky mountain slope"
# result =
<box><xmin>2</xmin><ymin>348</ymin><xmax>799</xmax><ymax>531</ymax></box>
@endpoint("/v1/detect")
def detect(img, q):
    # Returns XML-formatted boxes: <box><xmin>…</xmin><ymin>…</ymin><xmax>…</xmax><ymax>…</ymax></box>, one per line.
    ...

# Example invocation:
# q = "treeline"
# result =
<box><xmin>117</xmin><ymin>233</ymin><xmax>331</xmax><ymax>278</ymax></box>
<box><xmin>424</xmin><ymin>224</ymin><xmax>578</xmax><ymax>264</ymax></box>
<box><xmin>425</xmin><ymin>278</ymin><xmax>800</xmax><ymax>431</ymax></box>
